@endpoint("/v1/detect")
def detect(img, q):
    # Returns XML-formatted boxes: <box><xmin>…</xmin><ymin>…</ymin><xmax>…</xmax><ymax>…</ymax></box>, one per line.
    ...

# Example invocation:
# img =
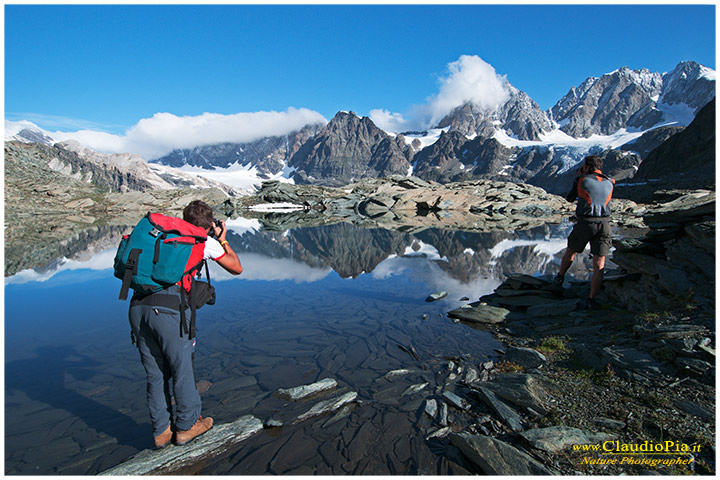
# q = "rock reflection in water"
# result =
<box><xmin>5</xmin><ymin>216</ymin><xmax>587</xmax><ymax>475</ymax></box>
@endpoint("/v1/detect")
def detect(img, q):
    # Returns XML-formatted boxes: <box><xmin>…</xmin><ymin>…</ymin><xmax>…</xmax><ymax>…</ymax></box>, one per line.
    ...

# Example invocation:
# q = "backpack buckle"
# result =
<box><xmin>148</xmin><ymin>228</ymin><xmax>161</xmax><ymax>238</ymax></box>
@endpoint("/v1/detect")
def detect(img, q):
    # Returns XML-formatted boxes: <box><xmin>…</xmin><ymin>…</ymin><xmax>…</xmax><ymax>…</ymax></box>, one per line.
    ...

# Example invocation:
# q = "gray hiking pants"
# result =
<box><xmin>129</xmin><ymin>286</ymin><xmax>201</xmax><ymax>436</ymax></box>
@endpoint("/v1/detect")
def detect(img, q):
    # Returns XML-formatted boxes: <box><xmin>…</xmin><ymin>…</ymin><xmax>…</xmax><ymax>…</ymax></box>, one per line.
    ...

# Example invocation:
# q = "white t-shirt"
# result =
<box><xmin>204</xmin><ymin>237</ymin><xmax>226</xmax><ymax>261</ymax></box>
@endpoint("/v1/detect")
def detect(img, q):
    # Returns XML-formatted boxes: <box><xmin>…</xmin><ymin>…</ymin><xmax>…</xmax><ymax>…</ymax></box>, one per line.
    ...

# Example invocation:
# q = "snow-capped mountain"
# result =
<box><xmin>550</xmin><ymin>61</ymin><xmax>714</xmax><ymax>138</ymax></box>
<box><xmin>5</xmin><ymin>61</ymin><xmax>715</xmax><ymax>196</ymax></box>
<box><xmin>436</xmin><ymin>83</ymin><xmax>555</xmax><ymax>141</ymax></box>
<box><xmin>151</xmin><ymin>123</ymin><xmax>323</xmax><ymax>179</ymax></box>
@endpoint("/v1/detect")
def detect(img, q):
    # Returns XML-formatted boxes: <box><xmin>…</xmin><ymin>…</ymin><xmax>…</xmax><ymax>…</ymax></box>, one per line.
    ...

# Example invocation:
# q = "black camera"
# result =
<box><xmin>210</xmin><ymin>218</ymin><xmax>224</xmax><ymax>238</ymax></box>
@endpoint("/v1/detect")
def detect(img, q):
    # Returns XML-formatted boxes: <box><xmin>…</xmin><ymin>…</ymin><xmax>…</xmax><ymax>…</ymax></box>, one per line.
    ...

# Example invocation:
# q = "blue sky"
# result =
<box><xmin>4</xmin><ymin>4</ymin><xmax>716</xmax><ymax>156</ymax></box>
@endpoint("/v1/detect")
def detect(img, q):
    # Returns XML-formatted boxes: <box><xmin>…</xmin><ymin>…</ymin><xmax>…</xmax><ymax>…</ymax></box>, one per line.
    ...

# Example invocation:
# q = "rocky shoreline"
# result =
<box><xmin>219</xmin><ymin>175</ymin><xmax>646</xmax><ymax>233</ymax></box>
<box><xmin>429</xmin><ymin>189</ymin><xmax>715</xmax><ymax>475</ymax></box>
<box><xmin>100</xmin><ymin>187</ymin><xmax>714</xmax><ymax>475</ymax></box>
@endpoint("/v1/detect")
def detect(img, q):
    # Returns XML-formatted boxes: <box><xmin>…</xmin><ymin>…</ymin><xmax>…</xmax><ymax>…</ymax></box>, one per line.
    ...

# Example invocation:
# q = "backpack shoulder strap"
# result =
<box><xmin>119</xmin><ymin>248</ymin><xmax>142</xmax><ymax>300</ymax></box>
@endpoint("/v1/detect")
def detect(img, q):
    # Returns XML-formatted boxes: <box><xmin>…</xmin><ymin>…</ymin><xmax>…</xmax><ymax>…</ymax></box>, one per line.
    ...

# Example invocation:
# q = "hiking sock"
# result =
<box><xmin>554</xmin><ymin>273</ymin><xmax>565</xmax><ymax>286</ymax></box>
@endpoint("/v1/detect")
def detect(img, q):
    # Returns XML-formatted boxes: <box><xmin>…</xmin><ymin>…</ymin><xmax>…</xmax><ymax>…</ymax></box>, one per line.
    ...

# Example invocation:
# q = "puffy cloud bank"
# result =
<box><xmin>370</xmin><ymin>55</ymin><xmax>510</xmax><ymax>133</ymax></box>
<box><xmin>9</xmin><ymin>108</ymin><xmax>327</xmax><ymax>160</ymax></box>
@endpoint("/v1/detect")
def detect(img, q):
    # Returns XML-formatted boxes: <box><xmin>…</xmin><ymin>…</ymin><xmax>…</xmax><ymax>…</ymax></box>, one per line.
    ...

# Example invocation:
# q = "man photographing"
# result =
<box><xmin>554</xmin><ymin>155</ymin><xmax>615</xmax><ymax>310</ymax></box>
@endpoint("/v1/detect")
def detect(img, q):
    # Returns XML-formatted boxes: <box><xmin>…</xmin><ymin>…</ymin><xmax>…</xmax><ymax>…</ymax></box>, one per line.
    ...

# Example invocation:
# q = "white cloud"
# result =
<box><xmin>10</xmin><ymin>108</ymin><xmax>327</xmax><ymax>160</ymax></box>
<box><xmin>371</xmin><ymin>55</ymin><xmax>510</xmax><ymax>133</ymax></box>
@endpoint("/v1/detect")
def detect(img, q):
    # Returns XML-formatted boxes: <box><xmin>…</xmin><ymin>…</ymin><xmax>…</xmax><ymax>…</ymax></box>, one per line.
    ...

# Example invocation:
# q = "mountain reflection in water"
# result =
<box><xmin>5</xmin><ymin>219</ymin><xmax>586</xmax><ymax>475</ymax></box>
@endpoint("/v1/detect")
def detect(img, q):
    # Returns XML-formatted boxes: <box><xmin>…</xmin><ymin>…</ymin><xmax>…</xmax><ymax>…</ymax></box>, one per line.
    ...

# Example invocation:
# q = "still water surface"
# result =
<box><xmin>5</xmin><ymin>219</ymin><xmax>583</xmax><ymax>474</ymax></box>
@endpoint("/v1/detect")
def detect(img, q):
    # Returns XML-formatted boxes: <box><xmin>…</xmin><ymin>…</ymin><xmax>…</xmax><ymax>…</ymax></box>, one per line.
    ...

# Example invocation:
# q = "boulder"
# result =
<box><xmin>426</xmin><ymin>291</ymin><xmax>448</xmax><ymax>302</ymax></box>
<box><xmin>520</xmin><ymin>426</ymin><xmax>614</xmax><ymax>453</ymax></box>
<box><xmin>447</xmin><ymin>302</ymin><xmax>510</xmax><ymax>324</ymax></box>
<box><xmin>480</xmin><ymin>373</ymin><xmax>549</xmax><ymax>414</ymax></box>
<box><xmin>473</xmin><ymin>387</ymin><xmax>524</xmax><ymax>432</ymax></box>
<box><xmin>593</xmin><ymin>417</ymin><xmax>627</xmax><ymax>430</ymax></box>
<box><xmin>442</xmin><ymin>391</ymin><xmax>471</xmax><ymax>411</ymax></box>
<box><xmin>526</xmin><ymin>299</ymin><xmax>581</xmax><ymax>317</ymax></box>
<box><xmin>493</xmin><ymin>295</ymin><xmax>558</xmax><ymax>308</ymax></box>
<box><xmin>599</xmin><ymin>347</ymin><xmax>673</xmax><ymax>382</ymax></box>
<box><xmin>449</xmin><ymin>433</ymin><xmax>553</xmax><ymax>475</ymax></box>
<box><xmin>643</xmin><ymin>190</ymin><xmax>715</xmax><ymax>224</ymax></box>
<box><xmin>504</xmin><ymin>347</ymin><xmax>547</xmax><ymax>369</ymax></box>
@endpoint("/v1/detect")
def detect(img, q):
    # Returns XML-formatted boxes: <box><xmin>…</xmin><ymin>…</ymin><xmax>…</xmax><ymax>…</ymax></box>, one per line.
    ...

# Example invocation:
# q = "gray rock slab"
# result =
<box><xmin>527</xmin><ymin>299</ymin><xmax>581</xmax><ymax>317</ymax></box>
<box><xmin>593</xmin><ymin>417</ymin><xmax>627</xmax><ymax>430</ymax></box>
<box><xmin>426</xmin><ymin>426</ymin><xmax>452</xmax><ymax>440</ymax></box>
<box><xmin>277</xmin><ymin>378</ymin><xmax>337</xmax><ymax>401</ymax></box>
<box><xmin>520</xmin><ymin>426</ymin><xmax>615</xmax><ymax>453</ymax></box>
<box><xmin>504</xmin><ymin>347</ymin><xmax>547</xmax><ymax>369</ymax></box>
<box><xmin>655</xmin><ymin>263</ymin><xmax>696</xmax><ymax>295</ymax></box>
<box><xmin>600</xmin><ymin>347</ymin><xmax>673</xmax><ymax>381</ymax></box>
<box><xmin>447</xmin><ymin>302</ymin><xmax>510</xmax><ymax>324</ymax></box>
<box><xmin>294</xmin><ymin>391</ymin><xmax>358</xmax><ymax>424</ymax></box>
<box><xmin>493</xmin><ymin>295</ymin><xmax>559</xmax><ymax>308</ymax></box>
<box><xmin>505</xmin><ymin>274</ymin><xmax>550</xmax><ymax>288</ymax></box>
<box><xmin>474</xmin><ymin>387</ymin><xmax>524</xmax><ymax>432</ymax></box>
<box><xmin>442</xmin><ymin>391</ymin><xmax>471</xmax><ymax>410</ymax></box>
<box><xmin>99</xmin><ymin>415</ymin><xmax>263</xmax><ymax>475</ymax></box>
<box><xmin>426</xmin><ymin>291</ymin><xmax>448</xmax><ymax>302</ymax></box>
<box><xmin>424</xmin><ymin>399</ymin><xmax>438</xmax><ymax>418</ymax></box>
<box><xmin>672</xmin><ymin>399</ymin><xmax>714</xmax><ymax>421</ymax></box>
<box><xmin>402</xmin><ymin>382</ymin><xmax>429</xmax><ymax>396</ymax></box>
<box><xmin>481</xmin><ymin>373</ymin><xmax>549</xmax><ymax>414</ymax></box>
<box><xmin>449</xmin><ymin>433</ymin><xmax>553</xmax><ymax>475</ymax></box>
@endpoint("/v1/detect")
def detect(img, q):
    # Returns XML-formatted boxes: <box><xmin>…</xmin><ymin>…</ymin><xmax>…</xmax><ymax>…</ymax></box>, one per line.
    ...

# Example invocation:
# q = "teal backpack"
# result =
<box><xmin>114</xmin><ymin>213</ymin><xmax>214</xmax><ymax>338</ymax></box>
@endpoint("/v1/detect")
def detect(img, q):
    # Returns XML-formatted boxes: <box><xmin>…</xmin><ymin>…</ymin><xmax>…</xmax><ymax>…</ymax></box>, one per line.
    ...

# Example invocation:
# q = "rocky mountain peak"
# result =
<box><xmin>660</xmin><ymin>61</ymin><xmax>717</xmax><ymax>111</ymax></box>
<box><xmin>289</xmin><ymin>112</ymin><xmax>410</xmax><ymax>186</ymax></box>
<box><xmin>551</xmin><ymin>67</ymin><xmax>664</xmax><ymax>138</ymax></box>
<box><xmin>436</xmin><ymin>82</ymin><xmax>553</xmax><ymax>141</ymax></box>
<box><xmin>550</xmin><ymin>61</ymin><xmax>714</xmax><ymax>139</ymax></box>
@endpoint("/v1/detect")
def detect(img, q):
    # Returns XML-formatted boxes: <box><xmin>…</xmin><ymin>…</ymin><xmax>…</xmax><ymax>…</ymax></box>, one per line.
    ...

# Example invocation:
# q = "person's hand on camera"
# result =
<box><xmin>212</xmin><ymin>220</ymin><xmax>226</xmax><ymax>242</ymax></box>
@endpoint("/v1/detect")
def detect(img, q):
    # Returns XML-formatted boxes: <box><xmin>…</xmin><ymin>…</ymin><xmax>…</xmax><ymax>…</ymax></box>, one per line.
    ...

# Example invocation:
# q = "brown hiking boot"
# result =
<box><xmin>154</xmin><ymin>424</ymin><xmax>173</xmax><ymax>449</ymax></box>
<box><xmin>175</xmin><ymin>416</ymin><xmax>213</xmax><ymax>446</ymax></box>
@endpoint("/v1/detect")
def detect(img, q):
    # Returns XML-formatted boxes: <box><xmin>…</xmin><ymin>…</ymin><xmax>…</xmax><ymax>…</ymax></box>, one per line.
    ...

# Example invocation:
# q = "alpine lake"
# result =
<box><xmin>5</xmin><ymin>212</ymin><xmax>598</xmax><ymax>475</ymax></box>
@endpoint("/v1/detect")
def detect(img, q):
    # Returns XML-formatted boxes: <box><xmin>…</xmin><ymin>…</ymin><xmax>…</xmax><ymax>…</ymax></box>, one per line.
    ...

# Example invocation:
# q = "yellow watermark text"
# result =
<box><xmin>573</xmin><ymin>440</ymin><xmax>701</xmax><ymax>469</ymax></box>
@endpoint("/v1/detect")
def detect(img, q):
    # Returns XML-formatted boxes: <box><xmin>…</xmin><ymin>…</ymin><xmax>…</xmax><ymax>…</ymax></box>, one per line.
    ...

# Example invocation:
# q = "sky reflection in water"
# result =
<box><xmin>4</xmin><ymin>220</ymin><xmax>578</xmax><ymax>474</ymax></box>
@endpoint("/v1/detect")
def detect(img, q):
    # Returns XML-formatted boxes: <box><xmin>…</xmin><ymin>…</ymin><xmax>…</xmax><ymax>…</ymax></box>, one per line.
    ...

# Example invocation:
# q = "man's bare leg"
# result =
<box><xmin>589</xmin><ymin>255</ymin><xmax>606</xmax><ymax>299</ymax></box>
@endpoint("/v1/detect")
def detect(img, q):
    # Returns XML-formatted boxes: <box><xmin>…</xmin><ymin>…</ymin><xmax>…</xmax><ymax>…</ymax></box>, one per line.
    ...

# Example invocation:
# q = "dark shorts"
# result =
<box><xmin>567</xmin><ymin>219</ymin><xmax>612</xmax><ymax>256</ymax></box>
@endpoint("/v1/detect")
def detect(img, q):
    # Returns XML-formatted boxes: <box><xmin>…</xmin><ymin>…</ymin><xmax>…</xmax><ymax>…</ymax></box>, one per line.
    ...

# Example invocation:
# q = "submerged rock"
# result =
<box><xmin>277</xmin><ymin>378</ymin><xmax>337</xmax><ymax>401</ymax></box>
<box><xmin>294</xmin><ymin>391</ymin><xmax>358</xmax><ymax>424</ymax></box>
<box><xmin>99</xmin><ymin>415</ymin><xmax>263</xmax><ymax>475</ymax></box>
<box><xmin>402</xmin><ymin>383</ymin><xmax>429</xmax><ymax>396</ymax></box>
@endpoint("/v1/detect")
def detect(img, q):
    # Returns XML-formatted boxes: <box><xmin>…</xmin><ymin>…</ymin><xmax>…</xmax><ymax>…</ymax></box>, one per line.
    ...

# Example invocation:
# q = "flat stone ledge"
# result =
<box><xmin>99</xmin><ymin>415</ymin><xmax>263</xmax><ymax>475</ymax></box>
